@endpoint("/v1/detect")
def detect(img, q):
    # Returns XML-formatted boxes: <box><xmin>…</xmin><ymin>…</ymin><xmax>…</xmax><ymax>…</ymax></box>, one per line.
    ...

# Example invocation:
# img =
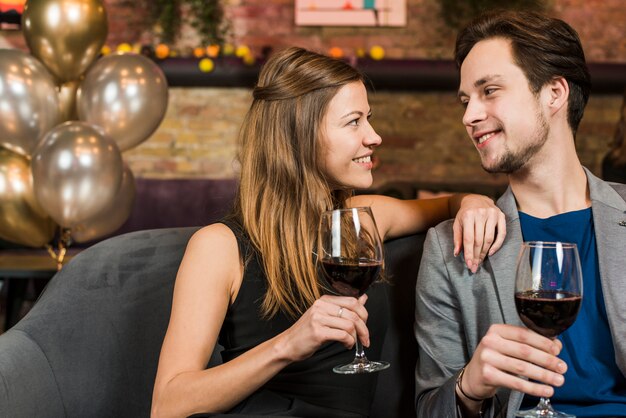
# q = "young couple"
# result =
<box><xmin>151</xmin><ymin>10</ymin><xmax>626</xmax><ymax>418</ymax></box>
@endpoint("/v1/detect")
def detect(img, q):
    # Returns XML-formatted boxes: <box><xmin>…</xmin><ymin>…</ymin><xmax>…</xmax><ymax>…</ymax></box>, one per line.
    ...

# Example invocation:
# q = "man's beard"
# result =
<box><xmin>481</xmin><ymin>110</ymin><xmax>550</xmax><ymax>174</ymax></box>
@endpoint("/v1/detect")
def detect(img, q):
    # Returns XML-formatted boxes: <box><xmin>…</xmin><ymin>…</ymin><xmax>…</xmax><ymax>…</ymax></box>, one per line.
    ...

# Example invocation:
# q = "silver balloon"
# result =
<box><xmin>71</xmin><ymin>165</ymin><xmax>135</xmax><ymax>243</ymax></box>
<box><xmin>77</xmin><ymin>53</ymin><xmax>169</xmax><ymax>152</ymax></box>
<box><xmin>0</xmin><ymin>147</ymin><xmax>57</xmax><ymax>247</ymax></box>
<box><xmin>22</xmin><ymin>0</ymin><xmax>108</xmax><ymax>83</ymax></box>
<box><xmin>31</xmin><ymin>121</ymin><xmax>123</xmax><ymax>228</ymax></box>
<box><xmin>0</xmin><ymin>49</ymin><xmax>61</xmax><ymax>156</ymax></box>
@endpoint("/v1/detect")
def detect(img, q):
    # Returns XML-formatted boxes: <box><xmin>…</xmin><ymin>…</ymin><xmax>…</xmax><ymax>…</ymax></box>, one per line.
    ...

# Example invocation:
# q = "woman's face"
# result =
<box><xmin>319</xmin><ymin>81</ymin><xmax>382</xmax><ymax>190</ymax></box>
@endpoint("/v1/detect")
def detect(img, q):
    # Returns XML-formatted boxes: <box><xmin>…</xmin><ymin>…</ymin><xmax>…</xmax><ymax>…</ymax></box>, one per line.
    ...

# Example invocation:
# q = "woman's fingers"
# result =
<box><xmin>453</xmin><ymin>217</ymin><xmax>463</xmax><ymax>257</ymax></box>
<box><xmin>313</xmin><ymin>295</ymin><xmax>371</xmax><ymax>347</ymax></box>
<box><xmin>489</xmin><ymin>211</ymin><xmax>507</xmax><ymax>256</ymax></box>
<box><xmin>477</xmin><ymin>211</ymin><xmax>497</xmax><ymax>263</ymax></box>
<box><xmin>453</xmin><ymin>198</ymin><xmax>507</xmax><ymax>270</ymax></box>
<box><xmin>323</xmin><ymin>314</ymin><xmax>370</xmax><ymax>348</ymax></box>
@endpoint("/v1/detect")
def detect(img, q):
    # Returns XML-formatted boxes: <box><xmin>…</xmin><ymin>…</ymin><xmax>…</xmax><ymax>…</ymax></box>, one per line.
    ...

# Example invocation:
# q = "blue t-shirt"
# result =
<box><xmin>519</xmin><ymin>208</ymin><xmax>626</xmax><ymax>416</ymax></box>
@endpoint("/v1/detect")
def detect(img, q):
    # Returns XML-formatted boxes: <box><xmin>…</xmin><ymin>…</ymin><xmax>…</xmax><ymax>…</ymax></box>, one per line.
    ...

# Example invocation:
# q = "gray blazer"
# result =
<box><xmin>414</xmin><ymin>168</ymin><xmax>626</xmax><ymax>417</ymax></box>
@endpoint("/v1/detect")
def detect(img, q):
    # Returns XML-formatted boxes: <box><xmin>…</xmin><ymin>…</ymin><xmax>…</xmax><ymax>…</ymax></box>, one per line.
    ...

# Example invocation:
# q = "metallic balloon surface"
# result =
<box><xmin>0</xmin><ymin>147</ymin><xmax>56</xmax><ymax>247</ymax></box>
<box><xmin>22</xmin><ymin>0</ymin><xmax>108</xmax><ymax>83</ymax></box>
<box><xmin>31</xmin><ymin>121</ymin><xmax>123</xmax><ymax>228</ymax></box>
<box><xmin>0</xmin><ymin>49</ymin><xmax>61</xmax><ymax>156</ymax></box>
<box><xmin>58</xmin><ymin>80</ymin><xmax>80</xmax><ymax>122</ymax></box>
<box><xmin>77</xmin><ymin>53</ymin><xmax>169</xmax><ymax>151</ymax></box>
<box><xmin>71</xmin><ymin>164</ymin><xmax>135</xmax><ymax>243</ymax></box>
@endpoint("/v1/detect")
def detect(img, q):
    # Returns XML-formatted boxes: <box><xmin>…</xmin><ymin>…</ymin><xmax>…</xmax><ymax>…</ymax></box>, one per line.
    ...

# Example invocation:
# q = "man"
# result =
<box><xmin>415</xmin><ymin>10</ymin><xmax>626</xmax><ymax>418</ymax></box>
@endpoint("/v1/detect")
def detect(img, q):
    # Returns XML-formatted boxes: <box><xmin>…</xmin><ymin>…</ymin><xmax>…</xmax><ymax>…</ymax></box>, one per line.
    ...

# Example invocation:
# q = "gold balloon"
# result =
<box><xmin>31</xmin><ymin>121</ymin><xmax>124</xmax><ymax>228</ymax></box>
<box><xmin>58</xmin><ymin>80</ymin><xmax>80</xmax><ymax>122</ymax></box>
<box><xmin>77</xmin><ymin>53</ymin><xmax>169</xmax><ymax>151</ymax></box>
<box><xmin>0</xmin><ymin>147</ymin><xmax>56</xmax><ymax>247</ymax></box>
<box><xmin>71</xmin><ymin>165</ymin><xmax>135</xmax><ymax>243</ymax></box>
<box><xmin>0</xmin><ymin>49</ymin><xmax>61</xmax><ymax>156</ymax></box>
<box><xmin>22</xmin><ymin>0</ymin><xmax>108</xmax><ymax>83</ymax></box>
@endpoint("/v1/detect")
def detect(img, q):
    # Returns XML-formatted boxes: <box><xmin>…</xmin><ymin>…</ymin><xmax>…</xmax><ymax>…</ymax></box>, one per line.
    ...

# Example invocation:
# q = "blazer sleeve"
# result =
<box><xmin>415</xmin><ymin>225</ymin><xmax>498</xmax><ymax>418</ymax></box>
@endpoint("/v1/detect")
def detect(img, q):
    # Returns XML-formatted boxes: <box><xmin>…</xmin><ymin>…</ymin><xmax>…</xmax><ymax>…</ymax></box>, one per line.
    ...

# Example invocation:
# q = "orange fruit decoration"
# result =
<box><xmin>206</xmin><ymin>45</ymin><xmax>220</xmax><ymax>57</ymax></box>
<box><xmin>329</xmin><ymin>47</ymin><xmax>343</xmax><ymax>58</ymax></box>
<box><xmin>155</xmin><ymin>44</ymin><xmax>170</xmax><ymax>59</ymax></box>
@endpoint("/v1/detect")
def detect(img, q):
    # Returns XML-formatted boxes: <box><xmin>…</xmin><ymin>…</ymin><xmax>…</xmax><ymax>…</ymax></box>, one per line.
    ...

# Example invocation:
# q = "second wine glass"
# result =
<box><xmin>318</xmin><ymin>206</ymin><xmax>389</xmax><ymax>374</ymax></box>
<box><xmin>514</xmin><ymin>241</ymin><xmax>583</xmax><ymax>418</ymax></box>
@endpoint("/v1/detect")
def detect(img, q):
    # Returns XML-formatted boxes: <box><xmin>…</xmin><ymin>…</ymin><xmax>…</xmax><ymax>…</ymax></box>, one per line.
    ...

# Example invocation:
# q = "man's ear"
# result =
<box><xmin>546</xmin><ymin>76</ymin><xmax>569</xmax><ymax>115</ymax></box>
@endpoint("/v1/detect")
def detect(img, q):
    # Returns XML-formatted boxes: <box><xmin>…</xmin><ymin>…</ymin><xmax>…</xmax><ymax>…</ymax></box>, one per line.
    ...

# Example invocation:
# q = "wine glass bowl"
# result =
<box><xmin>318</xmin><ymin>207</ymin><xmax>389</xmax><ymax>374</ymax></box>
<box><xmin>514</xmin><ymin>241</ymin><xmax>583</xmax><ymax>418</ymax></box>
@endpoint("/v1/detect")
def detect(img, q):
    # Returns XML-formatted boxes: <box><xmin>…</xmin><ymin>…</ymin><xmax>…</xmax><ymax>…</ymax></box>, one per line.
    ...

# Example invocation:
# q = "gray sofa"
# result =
<box><xmin>0</xmin><ymin>227</ymin><xmax>425</xmax><ymax>418</ymax></box>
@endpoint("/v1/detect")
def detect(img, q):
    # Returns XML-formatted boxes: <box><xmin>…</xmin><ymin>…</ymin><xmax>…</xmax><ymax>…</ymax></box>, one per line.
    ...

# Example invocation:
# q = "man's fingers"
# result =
<box><xmin>486</xmin><ymin>346</ymin><xmax>565</xmax><ymax>386</ymax></box>
<box><xmin>481</xmin><ymin>363</ymin><xmax>557</xmax><ymax>399</ymax></box>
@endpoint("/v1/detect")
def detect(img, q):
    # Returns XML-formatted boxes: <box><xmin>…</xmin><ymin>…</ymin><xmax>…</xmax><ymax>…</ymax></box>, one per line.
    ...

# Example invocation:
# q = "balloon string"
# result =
<box><xmin>45</xmin><ymin>228</ymin><xmax>72</xmax><ymax>271</ymax></box>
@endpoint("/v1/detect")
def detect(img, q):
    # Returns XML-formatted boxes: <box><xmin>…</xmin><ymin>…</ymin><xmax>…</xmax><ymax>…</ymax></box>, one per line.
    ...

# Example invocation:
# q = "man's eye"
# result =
<box><xmin>485</xmin><ymin>88</ymin><xmax>496</xmax><ymax>96</ymax></box>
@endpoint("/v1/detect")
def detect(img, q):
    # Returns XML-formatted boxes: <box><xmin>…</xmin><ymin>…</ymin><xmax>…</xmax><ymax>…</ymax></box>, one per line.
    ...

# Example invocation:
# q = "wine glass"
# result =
<box><xmin>318</xmin><ymin>206</ymin><xmax>389</xmax><ymax>374</ymax></box>
<box><xmin>514</xmin><ymin>241</ymin><xmax>583</xmax><ymax>418</ymax></box>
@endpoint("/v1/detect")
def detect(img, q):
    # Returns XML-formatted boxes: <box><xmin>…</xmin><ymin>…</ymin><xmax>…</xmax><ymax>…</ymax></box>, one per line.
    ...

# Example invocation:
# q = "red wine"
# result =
<box><xmin>515</xmin><ymin>290</ymin><xmax>582</xmax><ymax>338</ymax></box>
<box><xmin>321</xmin><ymin>258</ymin><xmax>382</xmax><ymax>297</ymax></box>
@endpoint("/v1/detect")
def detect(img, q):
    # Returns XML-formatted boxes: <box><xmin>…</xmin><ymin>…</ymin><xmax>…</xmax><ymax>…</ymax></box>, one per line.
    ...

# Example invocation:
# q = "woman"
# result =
<box><xmin>151</xmin><ymin>47</ymin><xmax>505</xmax><ymax>418</ymax></box>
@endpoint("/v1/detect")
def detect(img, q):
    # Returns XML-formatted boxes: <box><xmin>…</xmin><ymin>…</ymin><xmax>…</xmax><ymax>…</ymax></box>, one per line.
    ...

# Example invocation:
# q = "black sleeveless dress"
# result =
<box><xmin>218</xmin><ymin>220</ymin><xmax>390</xmax><ymax>417</ymax></box>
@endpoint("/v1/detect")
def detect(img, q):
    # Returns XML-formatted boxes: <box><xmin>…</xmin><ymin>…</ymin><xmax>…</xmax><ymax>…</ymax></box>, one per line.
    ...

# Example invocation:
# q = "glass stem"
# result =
<box><xmin>354</xmin><ymin>339</ymin><xmax>368</xmax><ymax>364</ymax></box>
<box><xmin>537</xmin><ymin>397</ymin><xmax>554</xmax><ymax>411</ymax></box>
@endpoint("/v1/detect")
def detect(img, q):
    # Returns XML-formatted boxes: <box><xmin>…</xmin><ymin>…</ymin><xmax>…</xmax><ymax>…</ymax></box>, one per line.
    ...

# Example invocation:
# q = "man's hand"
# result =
<box><xmin>460</xmin><ymin>324</ymin><xmax>567</xmax><ymax>402</ymax></box>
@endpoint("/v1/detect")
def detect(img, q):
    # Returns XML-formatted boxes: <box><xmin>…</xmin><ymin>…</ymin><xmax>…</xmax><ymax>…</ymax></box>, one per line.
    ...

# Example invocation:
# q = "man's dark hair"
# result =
<box><xmin>454</xmin><ymin>10</ymin><xmax>591</xmax><ymax>136</ymax></box>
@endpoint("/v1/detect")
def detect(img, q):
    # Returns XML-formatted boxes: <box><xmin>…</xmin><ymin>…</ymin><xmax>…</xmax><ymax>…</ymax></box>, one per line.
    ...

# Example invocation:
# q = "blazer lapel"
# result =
<box><xmin>488</xmin><ymin>187</ymin><xmax>524</xmax><ymax>327</ymax></box>
<box><xmin>587</xmin><ymin>169</ymin><xmax>626</xmax><ymax>374</ymax></box>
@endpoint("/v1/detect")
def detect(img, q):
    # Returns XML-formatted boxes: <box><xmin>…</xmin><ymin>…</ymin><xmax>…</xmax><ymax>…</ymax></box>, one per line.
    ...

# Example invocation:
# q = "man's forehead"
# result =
<box><xmin>459</xmin><ymin>39</ymin><xmax>518</xmax><ymax>94</ymax></box>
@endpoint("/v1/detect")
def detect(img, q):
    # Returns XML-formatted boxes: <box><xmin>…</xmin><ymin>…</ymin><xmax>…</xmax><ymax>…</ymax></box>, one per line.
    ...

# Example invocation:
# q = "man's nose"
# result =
<box><xmin>462</xmin><ymin>99</ymin><xmax>487</xmax><ymax>127</ymax></box>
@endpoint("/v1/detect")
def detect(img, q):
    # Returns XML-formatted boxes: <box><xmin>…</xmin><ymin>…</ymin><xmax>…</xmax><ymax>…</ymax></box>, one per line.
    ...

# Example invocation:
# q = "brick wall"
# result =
<box><xmin>6</xmin><ymin>0</ymin><xmax>625</xmax><ymax>190</ymax></box>
<box><xmin>117</xmin><ymin>0</ymin><xmax>626</xmax><ymax>189</ymax></box>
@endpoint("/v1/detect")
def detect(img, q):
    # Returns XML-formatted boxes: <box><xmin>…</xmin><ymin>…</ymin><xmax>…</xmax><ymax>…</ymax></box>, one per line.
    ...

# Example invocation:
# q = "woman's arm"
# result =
<box><xmin>151</xmin><ymin>224</ymin><xmax>371</xmax><ymax>418</ymax></box>
<box><xmin>348</xmin><ymin>193</ymin><xmax>506</xmax><ymax>272</ymax></box>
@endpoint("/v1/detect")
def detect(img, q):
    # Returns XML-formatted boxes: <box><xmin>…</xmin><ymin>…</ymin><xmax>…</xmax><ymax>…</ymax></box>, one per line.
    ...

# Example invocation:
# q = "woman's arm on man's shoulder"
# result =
<box><xmin>348</xmin><ymin>193</ymin><xmax>506</xmax><ymax>272</ymax></box>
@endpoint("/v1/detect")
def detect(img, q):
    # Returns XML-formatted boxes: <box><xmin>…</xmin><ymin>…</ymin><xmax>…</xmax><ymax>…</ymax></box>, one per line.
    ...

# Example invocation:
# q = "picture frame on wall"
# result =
<box><xmin>0</xmin><ymin>0</ymin><xmax>25</xmax><ymax>30</ymax></box>
<box><xmin>295</xmin><ymin>0</ymin><xmax>406</xmax><ymax>27</ymax></box>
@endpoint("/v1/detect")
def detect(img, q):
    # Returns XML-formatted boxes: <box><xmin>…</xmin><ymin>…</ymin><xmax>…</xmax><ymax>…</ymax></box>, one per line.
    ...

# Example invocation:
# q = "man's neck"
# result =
<box><xmin>508</xmin><ymin>144</ymin><xmax>591</xmax><ymax>219</ymax></box>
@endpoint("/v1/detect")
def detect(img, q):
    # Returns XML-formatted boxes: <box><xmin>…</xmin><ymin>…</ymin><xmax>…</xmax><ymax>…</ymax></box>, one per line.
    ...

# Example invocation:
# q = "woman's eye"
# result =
<box><xmin>348</xmin><ymin>118</ymin><xmax>360</xmax><ymax>126</ymax></box>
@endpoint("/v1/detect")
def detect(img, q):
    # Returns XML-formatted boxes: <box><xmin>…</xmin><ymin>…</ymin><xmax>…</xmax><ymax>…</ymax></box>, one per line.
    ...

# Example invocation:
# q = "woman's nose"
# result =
<box><xmin>365</xmin><ymin>123</ymin><xmax>382</xmax><ymax>147</ymax></box>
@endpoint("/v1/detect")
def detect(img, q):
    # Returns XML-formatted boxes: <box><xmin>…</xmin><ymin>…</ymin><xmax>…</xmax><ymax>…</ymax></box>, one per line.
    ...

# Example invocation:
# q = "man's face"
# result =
<box><xmin>458</xmin><ymin>37</ymin><xmax>550</xmax><ymax>174</ymax></box>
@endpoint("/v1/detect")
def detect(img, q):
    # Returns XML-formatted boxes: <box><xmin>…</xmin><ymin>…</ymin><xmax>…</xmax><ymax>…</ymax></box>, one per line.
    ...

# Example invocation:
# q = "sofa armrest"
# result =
<box><xmin>0</xmin><ymin>329</ymin><xmax>64</xmax><ymax>417</ymax></box>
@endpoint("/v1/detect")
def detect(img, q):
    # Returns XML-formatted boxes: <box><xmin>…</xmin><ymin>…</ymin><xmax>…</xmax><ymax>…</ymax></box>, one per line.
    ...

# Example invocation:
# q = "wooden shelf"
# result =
<box><xmin>158</xmin><ymin>57</ymin><xmax>626</xmax><ymax>94</ymax></box>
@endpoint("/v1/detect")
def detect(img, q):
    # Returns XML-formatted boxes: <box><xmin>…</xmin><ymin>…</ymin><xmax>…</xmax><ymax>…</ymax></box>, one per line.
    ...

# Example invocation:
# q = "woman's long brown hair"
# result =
<box><xmin>231</xmin><ymin>47</ymin><xmax>365</xmax><ymax>319</ymax></box>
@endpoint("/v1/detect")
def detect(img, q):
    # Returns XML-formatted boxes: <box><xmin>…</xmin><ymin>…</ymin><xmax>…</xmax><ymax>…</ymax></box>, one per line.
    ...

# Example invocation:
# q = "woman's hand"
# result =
<box><xmin>453</xmin><ymin>194</ymin><xmax>506</xmax><ymax>272</ymax></box>
<box><xmin>276</xmin><ymin>294</ymin><xmax>369</xmax><ymax>363</ymax></box>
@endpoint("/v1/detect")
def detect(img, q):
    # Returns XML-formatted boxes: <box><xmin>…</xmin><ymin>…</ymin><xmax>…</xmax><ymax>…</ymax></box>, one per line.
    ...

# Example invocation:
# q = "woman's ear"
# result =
<box><xmin>547</xmin><ymin>76</ymin><xmax>569</xmax><ymax>115</ymax></box>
